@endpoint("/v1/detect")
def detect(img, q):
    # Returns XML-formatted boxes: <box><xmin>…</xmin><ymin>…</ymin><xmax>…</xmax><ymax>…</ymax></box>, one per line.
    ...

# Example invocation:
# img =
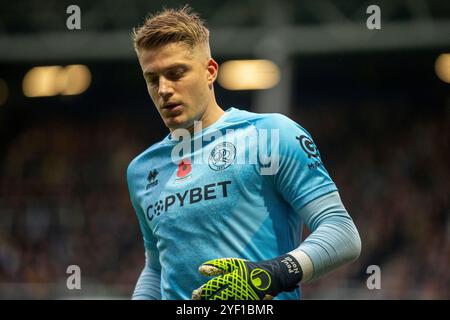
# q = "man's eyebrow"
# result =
<box><xmin>143</xmin><ymin>64</ymin><xmax>189</xmax><ymax>77</ymax></box>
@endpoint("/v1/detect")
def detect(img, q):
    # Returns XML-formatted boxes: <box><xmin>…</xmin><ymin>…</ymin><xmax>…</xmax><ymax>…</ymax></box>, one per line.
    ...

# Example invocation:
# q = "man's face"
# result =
<box><xmin>137</xmin><ymin>42</ymin><xmax>216</xmax><ymax>131</ymax></box>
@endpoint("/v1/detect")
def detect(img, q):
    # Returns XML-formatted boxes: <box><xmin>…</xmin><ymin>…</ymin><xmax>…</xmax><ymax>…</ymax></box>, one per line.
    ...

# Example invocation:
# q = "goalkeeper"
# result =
<box><xmin>127</xmin><ymin>5</ymin><xmax>361</xmax><ymax>300</ymax></box>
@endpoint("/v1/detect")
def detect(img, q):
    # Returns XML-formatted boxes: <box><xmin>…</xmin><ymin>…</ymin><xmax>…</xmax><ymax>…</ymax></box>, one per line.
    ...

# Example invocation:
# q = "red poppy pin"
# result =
<box><xmin>177</xmin><ymin>159</ymin><xmax>191</xmax><ymax>178</ymax></box>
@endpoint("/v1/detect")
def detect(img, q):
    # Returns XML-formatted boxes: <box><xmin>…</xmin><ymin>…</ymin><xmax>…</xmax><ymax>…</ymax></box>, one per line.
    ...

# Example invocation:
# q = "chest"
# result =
<box><xmin>138</xmin><ymin>136</ymin><xmax>264</xmax><ymax>233</ymax></box>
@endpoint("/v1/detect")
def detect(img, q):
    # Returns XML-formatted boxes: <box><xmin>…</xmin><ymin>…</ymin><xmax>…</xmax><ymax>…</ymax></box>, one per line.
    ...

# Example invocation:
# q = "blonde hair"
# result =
<box><xmin>132</xmin><ymin>5</ymin><xmax>210</xmax><ymax>52</ymax></box>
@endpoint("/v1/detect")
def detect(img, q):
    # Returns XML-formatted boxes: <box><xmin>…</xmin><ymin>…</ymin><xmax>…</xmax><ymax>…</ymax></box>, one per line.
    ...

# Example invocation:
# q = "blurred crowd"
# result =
<box><xmin>298</xmin><ymin>103</ymin><xmax>450</xmax><ymax>299</ymax></box>
<box><xmin>0</xmin><ymin>104</ymin><xmax>449</xmax><ymax>299</ymax></box>
<box><xmin>0</xmin><ymin>116</ymin><xmax>147</xmax><ymax>298</ymax></box>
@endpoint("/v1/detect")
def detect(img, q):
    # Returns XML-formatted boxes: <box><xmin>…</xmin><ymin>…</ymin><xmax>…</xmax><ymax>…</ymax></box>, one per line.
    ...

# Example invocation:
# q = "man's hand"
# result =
<box><xmin>192</xmin><ymin>255</ymin><xmax>303</xmax><ymax>300</ymax></box>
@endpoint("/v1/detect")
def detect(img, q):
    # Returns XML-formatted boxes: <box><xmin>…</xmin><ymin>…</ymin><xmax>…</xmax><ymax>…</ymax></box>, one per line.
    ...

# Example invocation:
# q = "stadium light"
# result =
<box><xmin>435</xmin><ymin>53</ymin><xmax>450</xmax><ymax>84</ymax></box>
<box><xmin>22</xmin><ymin>65</ymin><xmax>91</xmax><ymax>97</ymax></box>
<box><xmin>23</xmin><ymin>66</ymin><xmax>63</xmax><ymax>97</ymax></box>
<box><xmin>61</xmin><ymin>65</ymin><xmax>91</xmax><ymax>95</ymax></box>
<box><xmin>218</xmin><ymin>60</ymin><xmax>280</xmax><ymax>90</ymax></box>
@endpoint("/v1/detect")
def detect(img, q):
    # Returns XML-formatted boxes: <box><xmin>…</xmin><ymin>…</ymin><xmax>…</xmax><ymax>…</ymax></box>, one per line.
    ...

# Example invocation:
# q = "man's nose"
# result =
<box><xmin>158</xmin><ymin>77</ymin><xmax>173</xmax><ymax>99</ymax></box>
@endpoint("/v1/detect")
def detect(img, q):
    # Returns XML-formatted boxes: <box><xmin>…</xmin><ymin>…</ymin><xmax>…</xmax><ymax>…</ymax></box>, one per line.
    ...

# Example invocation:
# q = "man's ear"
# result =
<box><xmin>206</xmin><ymin>58</ymin><xmax>219</xmax><ymax>85</ymax></box>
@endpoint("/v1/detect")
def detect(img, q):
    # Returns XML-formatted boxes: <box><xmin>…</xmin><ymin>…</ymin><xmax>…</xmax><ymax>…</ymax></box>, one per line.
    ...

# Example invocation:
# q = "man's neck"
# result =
<box><xmin>179</xmin><ymin>103</ymin><xmax>225</xmax><ymax>135</ymax></box>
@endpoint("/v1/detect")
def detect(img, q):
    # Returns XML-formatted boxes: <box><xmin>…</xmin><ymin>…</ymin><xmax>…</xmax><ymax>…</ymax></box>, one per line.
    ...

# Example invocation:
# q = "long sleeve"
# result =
<box><xmin>291</xmin><ymin>191</ymin><xmax>361</xmax><ymax>281</ymax></box>
<box><xmin>132</xmin><ymin>249</ymin><xmax>162</xmax><ymax>300</ymax></box>
<box><xmin>127</xmin><ymin>161</ymin><xmax>162</xmax><ymax>299</ymax></box>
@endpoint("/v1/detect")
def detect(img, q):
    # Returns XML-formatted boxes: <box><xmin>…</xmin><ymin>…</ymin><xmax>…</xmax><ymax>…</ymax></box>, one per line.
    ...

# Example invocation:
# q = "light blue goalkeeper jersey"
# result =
<box><xmin>127</xmin><ymin>107</ymin><xmax>338</xmax><ymax>299</ymax></box>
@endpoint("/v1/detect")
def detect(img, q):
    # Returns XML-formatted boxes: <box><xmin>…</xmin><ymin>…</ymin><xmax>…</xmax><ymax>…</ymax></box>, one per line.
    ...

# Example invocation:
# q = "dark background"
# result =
<box><xmin>0</xmin><ymin>0</ymin><xmax>449</xmax><ymax>299</ymax></box>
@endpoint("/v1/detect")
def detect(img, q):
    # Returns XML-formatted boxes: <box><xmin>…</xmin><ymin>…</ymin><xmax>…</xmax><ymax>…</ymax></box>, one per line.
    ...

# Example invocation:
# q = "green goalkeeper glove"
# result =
<box><xmin>192</xmin><ymin>254</ymin><xmax>303</xmax><ymax>300</ymax></box>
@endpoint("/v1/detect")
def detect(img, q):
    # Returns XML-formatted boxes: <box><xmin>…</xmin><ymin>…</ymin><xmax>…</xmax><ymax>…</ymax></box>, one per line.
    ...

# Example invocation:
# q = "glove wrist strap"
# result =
<box><xmin>276</xmin><ymin>254</ymin><xmax>303</xmax><ymax>291</ymax></box>
<box><xmin>256</xmin><ymin>254</ymin><xmax>303</xmax><ymax>296</ymax></box>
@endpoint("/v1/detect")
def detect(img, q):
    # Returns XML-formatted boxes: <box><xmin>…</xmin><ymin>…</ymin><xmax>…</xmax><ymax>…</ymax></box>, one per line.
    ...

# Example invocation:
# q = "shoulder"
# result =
<box><xmin>126</xmin><ymin>139</ymin><xmax>166</xmax><ymax>181</ymax></box>
<box><xmin>232</xmin><ymin>109</ymin><xmax>309</xmax><ymax>138</ymax></box>
<box><xmin>226</xmin><ymin>108</ymin><xmax>302</xmax><ymax>130</ymax></box>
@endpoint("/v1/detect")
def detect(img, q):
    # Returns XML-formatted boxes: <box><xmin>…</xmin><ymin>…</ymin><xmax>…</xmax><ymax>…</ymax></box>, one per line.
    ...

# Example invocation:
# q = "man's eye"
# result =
<box><xmin>167</xmin><ymin>68</ymin><xmax>186</xmax><ymax>80</ymax></box>
<box><xmin>147</xmin><ymin>77</ymin><xmax>159</xmax><ymax>86</ymax></box>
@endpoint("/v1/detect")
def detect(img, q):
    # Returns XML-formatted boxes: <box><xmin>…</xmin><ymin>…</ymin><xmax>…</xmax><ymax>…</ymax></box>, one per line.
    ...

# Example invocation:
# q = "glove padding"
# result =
<box><xmin>192</xmin><ymin>255</ymin><xmax>302</xmax><ymax>300</ymax></box>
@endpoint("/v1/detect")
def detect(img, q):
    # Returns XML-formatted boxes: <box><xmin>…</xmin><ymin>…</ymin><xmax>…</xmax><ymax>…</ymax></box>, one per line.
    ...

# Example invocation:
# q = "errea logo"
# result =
<box><xmin>146</xmin><ymin>169</ymin><xmax>159</xmax><ymax>190</ymax></box>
